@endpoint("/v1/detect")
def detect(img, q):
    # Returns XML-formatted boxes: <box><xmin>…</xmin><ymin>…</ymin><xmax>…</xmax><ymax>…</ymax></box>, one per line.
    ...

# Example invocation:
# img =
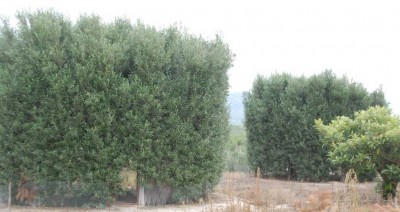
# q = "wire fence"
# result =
<box><xmin>0</xmin><ymin>173</ymin><xmax>398</xmax><ymax>211</ymax></box>
<box><xmin>0</xmin><ymin>181</ymin><xmax>120</xmax><ymax>210</ymax></box>
<box><xmin>0</xmin><ymin>184</ymin><xmax>9</xmax><ymax>210</ymax></box>
<box><xmin>214</xmin><ymin>171</ymin><xmax>400</xmax><ymax>211</ymax></box>
<box><xmin>0</xmin><ymin>179</ymin><xmax>215</xmax><ymax>210</ymax></box>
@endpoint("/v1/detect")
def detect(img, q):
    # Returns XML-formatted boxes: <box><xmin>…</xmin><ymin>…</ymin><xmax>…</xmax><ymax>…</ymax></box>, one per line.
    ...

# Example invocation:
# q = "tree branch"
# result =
<box><xmin>381</xmin><ymin>154</ymin><xmax>400</xmax><ymax>165</ymax></box>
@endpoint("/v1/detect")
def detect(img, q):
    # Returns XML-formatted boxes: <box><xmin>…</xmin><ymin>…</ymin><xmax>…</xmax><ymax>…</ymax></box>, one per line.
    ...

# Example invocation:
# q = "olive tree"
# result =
<box><xmin>0</xmin><ymin>10</ymin><xmax>233</xmax><ymax>206</ymax></box>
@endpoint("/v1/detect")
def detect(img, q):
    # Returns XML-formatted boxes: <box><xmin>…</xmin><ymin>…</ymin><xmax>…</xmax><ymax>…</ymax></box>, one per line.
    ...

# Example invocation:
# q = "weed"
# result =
<box><xmin>301</xmin><ymin>190</ymin><xmax>333</xmax><ymax>212</ymax></box>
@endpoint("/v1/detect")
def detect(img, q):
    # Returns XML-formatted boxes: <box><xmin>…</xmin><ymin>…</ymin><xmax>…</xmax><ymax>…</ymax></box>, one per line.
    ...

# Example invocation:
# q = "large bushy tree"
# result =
<box><xmin>244</xmin><ymin>71</ymin><xmax>387</xmax><ymax>181</ymax></box>
<box><xmin>315</xmin><ymin>106</ymin><xmax>400</xmax><ymax>200</ymax></box>
<box><xmin>0</xmin><ymin>10</ymin><xmax>233</xmax><ymax>206</ymax></box>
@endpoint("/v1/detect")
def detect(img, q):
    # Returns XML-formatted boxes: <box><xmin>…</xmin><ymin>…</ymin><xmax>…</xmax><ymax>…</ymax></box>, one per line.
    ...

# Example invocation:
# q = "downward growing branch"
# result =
<box><xmin>381</xmin><ymin>154</ymin><xmax>400</xmax><ymax>165</ymax></box>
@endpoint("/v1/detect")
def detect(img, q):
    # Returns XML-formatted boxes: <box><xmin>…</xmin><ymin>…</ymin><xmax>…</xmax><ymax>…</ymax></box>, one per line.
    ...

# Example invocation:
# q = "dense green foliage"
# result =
<box><xmin>315</xmin><ymin>106</ymin><xmax>400</xmax><ymax>199</ymax></box>
<box><xmin>0</xmin><ymin>10</ymin><xmax>233</xmax><ymax>205</ymax></box>
<box><xmin>225</xmin><ymin>125</ymin><xmax>249</xmax><ymax>172</ymax></box>
<box><xmin>244</xmin><ymin>71</ymin><xmax>387</xmax><ymax>181</ymax></box>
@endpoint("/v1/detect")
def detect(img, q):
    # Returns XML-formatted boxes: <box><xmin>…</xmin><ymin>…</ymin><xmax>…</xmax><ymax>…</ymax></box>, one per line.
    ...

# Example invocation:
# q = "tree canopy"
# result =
<box><xmin>244</xmin><ymin>71</ymin><xmax>387</xmax><ymax>181</ymax></box>
<box><xmin>315</xmin><ymin>106</ymin><xmax>400</xmax><ymax>199</ymax></box>
<box><xmin>0</xmin><ymin>10</ymin><xmax>233</xmax><ymax>206</ymax></box>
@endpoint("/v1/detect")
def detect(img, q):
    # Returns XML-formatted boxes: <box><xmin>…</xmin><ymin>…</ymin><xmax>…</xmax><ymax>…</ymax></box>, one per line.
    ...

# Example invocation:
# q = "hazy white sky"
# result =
<box><xmin>1</xmin><ymin>0</ymin><xmax>399</xmax><ymax>114</ymax></box>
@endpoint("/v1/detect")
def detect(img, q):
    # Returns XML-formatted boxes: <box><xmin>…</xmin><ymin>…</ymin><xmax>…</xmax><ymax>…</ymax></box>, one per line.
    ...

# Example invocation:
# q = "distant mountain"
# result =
<box><xmin>228</xmin><ymin>92</ymin><xmax>245</xmax><ymax>125</ymax></box>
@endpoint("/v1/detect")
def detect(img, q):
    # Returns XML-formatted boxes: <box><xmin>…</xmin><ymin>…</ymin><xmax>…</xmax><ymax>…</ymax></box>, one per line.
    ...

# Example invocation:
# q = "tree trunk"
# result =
<box><xmin>143</xmin><ymin>183</ymin><xmax>172</xmax><ymax>206</ymax></box>
<box><xmin>138</xmin><ymin>185</ymin><xmax>145</xmax><ymax>206</ymax></box>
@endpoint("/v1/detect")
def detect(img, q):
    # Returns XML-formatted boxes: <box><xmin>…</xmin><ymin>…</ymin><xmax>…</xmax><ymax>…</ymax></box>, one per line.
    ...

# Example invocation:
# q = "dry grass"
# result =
<box><xmin>215</xmin><ymin>171</ymin><xmax>297</xmax><ymax>211</ymax></box>
<box><xmin>214</xmin><ymin>170</ymin><xmax>399</xmax><ymax>212</ymax></box>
